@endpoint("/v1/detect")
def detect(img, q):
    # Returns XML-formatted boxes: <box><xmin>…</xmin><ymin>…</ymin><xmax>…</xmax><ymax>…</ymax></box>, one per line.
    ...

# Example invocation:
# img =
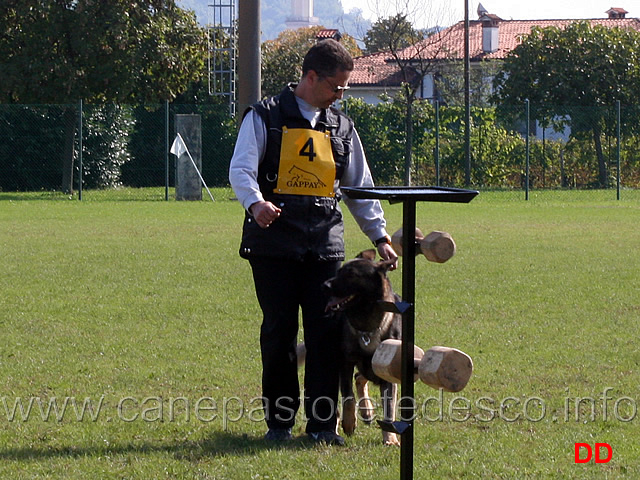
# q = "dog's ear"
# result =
<box><xmin>356</xmin><ymin>249</ymin><xmax>377</xmax><ymax>261</ymax></box>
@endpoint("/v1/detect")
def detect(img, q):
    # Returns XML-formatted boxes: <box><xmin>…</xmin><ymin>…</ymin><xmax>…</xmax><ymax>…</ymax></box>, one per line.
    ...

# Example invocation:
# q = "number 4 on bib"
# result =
<box><xmin>299</xmin><ymin>137</ymin><xmax>317</xmax><ymax>162</ymax></box>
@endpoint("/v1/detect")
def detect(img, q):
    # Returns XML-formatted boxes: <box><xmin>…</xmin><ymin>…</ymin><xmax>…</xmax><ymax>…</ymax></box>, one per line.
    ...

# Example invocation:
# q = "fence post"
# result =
<box><xmin>463</xmin><ymin>0</ymin><xmax>471</xmax><ymax>188</ymax></box>
<box><xmin>616</xmin><ymin>100</ymin><xmax>621</xmax><ymax>201</ymax></box>
<box><xmin>435</xmin><ymin>100</ymin><xmax>440</xmax><ymax>186</ymax></box>
<box><xmin>525</xmin><ymin>99</ymin><xmax>530</xmax><ymax>201</ymax></box>
<box><xmin>165</xmin><ymin>100</ymin><xmax>170</xmax><ymax>201</ymax></box>
<box><xmin>78</xmin><ymin>99</ymin><xmax>83</xmax><ymax>201</ymax></box>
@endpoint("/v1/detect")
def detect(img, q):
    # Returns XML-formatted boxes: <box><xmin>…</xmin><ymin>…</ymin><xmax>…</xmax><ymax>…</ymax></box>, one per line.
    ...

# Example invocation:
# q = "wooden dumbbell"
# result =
<box><xmin>372</xmin><ymin>339</ymin><xmax>473</xmax><ymax>393</ymax></box>
<box><xmin>418</xmin><ymin>345</ymin><xmax>473</xmax><ymax>393</ymax></box>
<box><xmin>371</xmin><ymin>339</ymin><xmax>424</xmax><ymax>384</ymax></box>
<box><xmin>391</xmin><ymin>227</ymin><xmax>456</xmax><ymax>263</ymax></box>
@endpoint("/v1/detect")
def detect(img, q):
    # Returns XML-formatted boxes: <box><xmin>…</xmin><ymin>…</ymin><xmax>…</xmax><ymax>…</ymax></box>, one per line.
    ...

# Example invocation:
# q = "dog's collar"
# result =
<box><xmin>348</xmin><ymin>311</ymin><xmax>395</xmax><ymax>349</ymax></box>
<box><xmin>357</xmin><ymin>330</ymin><xmax>376</xmax><ymax>347</ymax></box>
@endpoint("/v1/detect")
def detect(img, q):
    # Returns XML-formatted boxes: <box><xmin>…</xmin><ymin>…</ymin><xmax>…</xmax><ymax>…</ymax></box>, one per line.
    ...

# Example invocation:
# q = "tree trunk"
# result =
<box><xmin>593</xmin><ymin>125</ymin><xmax>607</xmax><ymax>188</ymax></box>
<box><xmin>61</xmin><ymin>107</ymin><xmax>76</xmax><ymax>194</ymax></box>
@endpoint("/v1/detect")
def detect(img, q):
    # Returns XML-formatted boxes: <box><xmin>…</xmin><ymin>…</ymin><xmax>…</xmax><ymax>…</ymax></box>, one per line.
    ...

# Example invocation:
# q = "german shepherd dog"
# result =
<box><xmin>323</xmin><ymin>250</ymin><xmax>402</xmax><ymax>446</ymax></box>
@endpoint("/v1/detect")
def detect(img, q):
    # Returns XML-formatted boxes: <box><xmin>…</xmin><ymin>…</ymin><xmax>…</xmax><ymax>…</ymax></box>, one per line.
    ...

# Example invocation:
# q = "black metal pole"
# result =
<box><xmin>400</xmin><ymin>199</ymin><xmax>417</xmax><ymax>480</ymax></box>
<box><xmin>435</xmin><ymin>100</ymin><xmax>440</xmax><ymax>187</ymax></box>
<box><xmin>525</xmin><ymin>99</ymin><xmax>530</xmax><ymax>201</ymax></box>
<box><xmin>616</xmin><ymin>100</ymin><xmax>621</xmax><ymax>201</ymax></box>
<box><xmin>464</xmin><ymin>0</ymin><xmax>471</xmax><ymax>187</ymax></box>
<box><xmin>78</xmin><ymin>99</ymin><xmax>83</xmax><ymax>201</ymax></box>
<box><xmin>165</xmin><ymin>100</ymin><xmax>169</xmax><ymax>201</ymax></box>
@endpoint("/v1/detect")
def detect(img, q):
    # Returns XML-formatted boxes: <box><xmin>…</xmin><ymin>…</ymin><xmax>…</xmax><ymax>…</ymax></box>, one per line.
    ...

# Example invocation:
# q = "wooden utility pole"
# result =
<box><xmin>237</xmin><ymin>0</ymin><xmax>261</xmax><ymax>122</ymax></box>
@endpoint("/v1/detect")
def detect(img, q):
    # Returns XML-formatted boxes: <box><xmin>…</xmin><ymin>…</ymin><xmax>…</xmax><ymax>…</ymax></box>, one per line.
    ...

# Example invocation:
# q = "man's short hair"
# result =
<box><xmin>302</xmin><ymin>39</ymin><xmax>354</xmax><ymax>79</ymax></box>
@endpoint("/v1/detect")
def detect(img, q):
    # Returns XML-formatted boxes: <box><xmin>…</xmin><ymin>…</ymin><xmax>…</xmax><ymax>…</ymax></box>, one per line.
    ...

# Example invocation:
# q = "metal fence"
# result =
<box><xmin>346</xmin><ymin>100</ymin><xmax>640</xmax><ymax>200</ymax></box>
<box><xmin>0</xmin><ymin>102</ymin><xmax>236</xmax><ymax>200</ymax></box>
<box><xmin>0</xmin><ymin>101</ymin><xmax>638</xmax><ymax>200</ymax></box>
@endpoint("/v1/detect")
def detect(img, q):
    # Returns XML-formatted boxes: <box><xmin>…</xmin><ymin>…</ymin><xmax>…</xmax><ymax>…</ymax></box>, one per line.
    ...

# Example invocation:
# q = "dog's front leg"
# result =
<box><xmin>380</xmin><ymin>382</ymin><xmax>400</xmax><ymax>446</ymax></box>
<box><xmin>355</xmin><ymin>373</ymin><xmax>374</xmax><ymax>424</ymax></box>
<box><xmin>340</xmin><ymin>363</ymin><xmax>357</xmax><ymax>436</ymax></box>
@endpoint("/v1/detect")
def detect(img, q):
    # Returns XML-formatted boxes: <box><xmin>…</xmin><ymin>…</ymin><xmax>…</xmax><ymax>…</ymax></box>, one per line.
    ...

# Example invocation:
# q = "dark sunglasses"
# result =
<box><xmin>322</xmin><ymin>77</ymin><xmax>351</xmax><ymax>93</ymax></box>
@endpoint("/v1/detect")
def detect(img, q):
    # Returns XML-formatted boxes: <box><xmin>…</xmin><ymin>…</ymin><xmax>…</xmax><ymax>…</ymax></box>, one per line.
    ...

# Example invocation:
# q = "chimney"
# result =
<box><xmin>606</xmin><ymin>7</ymin><xmax>628</xmax><ymax>19</ymax></box>
<box><xmin>480</xmin><ymin>13</ymin><xmax>501</xmax><ymax>53</ymax></box>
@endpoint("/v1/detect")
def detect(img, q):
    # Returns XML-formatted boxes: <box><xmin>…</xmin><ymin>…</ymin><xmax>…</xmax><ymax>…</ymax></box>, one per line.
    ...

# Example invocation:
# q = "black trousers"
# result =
<box><xmin>249</xmin><ymin>256</ymin><xmax>341</xmax><ymax>433</ymax></box>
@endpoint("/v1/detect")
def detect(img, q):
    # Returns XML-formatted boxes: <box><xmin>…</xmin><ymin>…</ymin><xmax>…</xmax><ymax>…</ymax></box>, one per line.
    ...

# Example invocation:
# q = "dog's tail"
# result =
<box><xmin>296</xmin><ymin>343</ymin><xmax>306</xmax><ymax>368</ymax></box>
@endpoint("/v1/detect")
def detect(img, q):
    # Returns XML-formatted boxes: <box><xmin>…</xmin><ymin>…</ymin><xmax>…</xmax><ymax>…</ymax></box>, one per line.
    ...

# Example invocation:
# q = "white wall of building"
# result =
<box><xmin>344</xmin><ymin>87</ymin><xmax>400</xmax><ymax>105</ymax></box>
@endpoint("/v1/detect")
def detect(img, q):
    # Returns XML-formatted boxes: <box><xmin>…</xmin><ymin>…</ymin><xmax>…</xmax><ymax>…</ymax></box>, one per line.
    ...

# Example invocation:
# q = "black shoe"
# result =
<box><xmin>307</xmin><ymin>431</ymin><xmax>345</xmax><ymax>446</ymax></box>
<box><xmin>264</xmin><ymin>428</ymin><xmax>292</xmax><ymax>442</ymax></box>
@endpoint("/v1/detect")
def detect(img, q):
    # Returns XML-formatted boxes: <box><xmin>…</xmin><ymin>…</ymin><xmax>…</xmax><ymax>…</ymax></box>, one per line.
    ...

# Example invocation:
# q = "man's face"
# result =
<box><xmin>310</xmin><ymin>69</ymin><xmax>351</xmax><ymax>109</ymax></box>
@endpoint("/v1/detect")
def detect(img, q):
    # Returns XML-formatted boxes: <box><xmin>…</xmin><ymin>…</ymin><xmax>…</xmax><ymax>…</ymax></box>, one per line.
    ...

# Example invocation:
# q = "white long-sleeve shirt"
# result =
<box><xmin>229</xmin><ymin>96</ymin><xmax>389</xmax><ymax>243</ymax></box>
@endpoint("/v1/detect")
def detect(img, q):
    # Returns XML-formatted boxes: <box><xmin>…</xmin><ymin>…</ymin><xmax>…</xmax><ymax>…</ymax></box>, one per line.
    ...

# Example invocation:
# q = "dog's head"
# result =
<box><xmin>323</xmin><ymin>250</ymin><xmax>396</xmax><ymax>330</ymax></box>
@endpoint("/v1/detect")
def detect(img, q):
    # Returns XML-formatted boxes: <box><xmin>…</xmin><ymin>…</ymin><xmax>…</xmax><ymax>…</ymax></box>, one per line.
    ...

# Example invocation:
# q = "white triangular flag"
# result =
<box><xmin>170</xmin><ymin>133</ymin><xmax>188</xmax><ymax>157</ymax></box>
<box><xmin>169</xmin><ymin>132</ymin><xmax>215</xmax><ymax>202</ymax></box>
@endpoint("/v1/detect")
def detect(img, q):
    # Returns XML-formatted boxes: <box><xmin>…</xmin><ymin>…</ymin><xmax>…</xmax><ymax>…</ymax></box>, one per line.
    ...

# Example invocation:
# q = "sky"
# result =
<box><xmin>340</xmin><ymin>0</ymin><xmax>636</xmax><ymax>28</ymax></box>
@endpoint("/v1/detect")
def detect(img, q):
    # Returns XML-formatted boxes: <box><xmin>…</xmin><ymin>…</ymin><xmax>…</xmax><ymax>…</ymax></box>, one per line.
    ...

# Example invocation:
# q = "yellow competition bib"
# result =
<box><xmin>276</xmin><ymin>127</ymin><xmax>336</xmax><ymax>197</ymax></box>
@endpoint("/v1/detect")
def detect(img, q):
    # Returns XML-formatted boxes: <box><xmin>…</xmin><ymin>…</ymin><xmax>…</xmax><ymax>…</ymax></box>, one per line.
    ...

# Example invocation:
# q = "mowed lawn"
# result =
<box><xmin>1</xmin><ymin>189</ymin><xmax>639</xmax><ymax>479</ymax></box>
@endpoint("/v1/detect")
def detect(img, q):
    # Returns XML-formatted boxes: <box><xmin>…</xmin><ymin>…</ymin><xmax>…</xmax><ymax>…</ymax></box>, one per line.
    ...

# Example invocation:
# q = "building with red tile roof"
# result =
<box><xmin>346</xmin><ymin>7</ymin><xmax>640</xmax><ymax>104</ymax></box>
<box><xmin>315</xmin><ymin>29</ymin><xmax>342</xmax><ymax>41</ymax></box>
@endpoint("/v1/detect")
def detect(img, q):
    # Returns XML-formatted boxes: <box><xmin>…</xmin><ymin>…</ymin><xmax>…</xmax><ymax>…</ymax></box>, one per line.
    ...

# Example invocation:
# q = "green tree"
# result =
<box><xmin>492</xmin><ymin>21</ymin><xmax>640</xmax><ymax>187</ymax></box>
<box><xmin>261</xmin><ymin>26</ymin><xmax>361</xmax><ymax>98</ymax></box>
<box><xmin>357</xmin><ymin>11</ymin><xmax>452</xmax><ymax>185</ymax></box>
<box><xmin>0</xmin><ymin>0</ymin><xmax>207</xmax><ymax>193</ymax></box>
<box><xmin>345</xmin><ymin>97</ymin><xmax>524</xmax><ymax>187</ymax></box>
<box><xmin>81</xmin><ymin>105</ymin><xmax>135</xmax><ymax>189</ymax></box>
<box><xmin>436</xmin><ymin>60</ymin><xmax>503</xmax><ymax>107</ymax></box>
<box><xmin>363</xmin><ymin>14</ymin><xmax>421</xmax><ymax>54</ymax></box>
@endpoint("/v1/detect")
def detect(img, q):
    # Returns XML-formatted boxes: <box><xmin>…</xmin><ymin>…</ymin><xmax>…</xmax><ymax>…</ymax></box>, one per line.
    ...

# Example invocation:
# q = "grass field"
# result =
<box><xmin>1</xmin><ymin>188</ymin><xmax>639</xmax><ymax>479</ymax></box>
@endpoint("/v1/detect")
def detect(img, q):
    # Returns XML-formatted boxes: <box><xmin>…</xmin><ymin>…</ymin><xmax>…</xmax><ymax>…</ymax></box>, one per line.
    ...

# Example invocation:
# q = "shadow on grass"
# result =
<box><xmin>0</xmin><ymin>188</ymin><xmax>238</xmax><ymax>202</ymax></box>
<box><xmin>0</xmin><ymin>430</ymin><xmax>321</xmax><ymax>462</ymax></box>
<box><xmin>0</xmin><ymin>192</ymin><xmax>75</xmax><ymax>202</ymax></box>
<box><xmin>0</xmin><ymin>191</ymin><xmax>167</xmax><ymax>202</ymax></box>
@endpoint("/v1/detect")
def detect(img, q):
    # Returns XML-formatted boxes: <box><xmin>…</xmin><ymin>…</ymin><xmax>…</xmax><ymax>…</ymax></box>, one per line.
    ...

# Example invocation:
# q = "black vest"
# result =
<box><xmin>239</xmin><ymin>85</ymin><xmax>354</xmax><ymax>261</ymax></box>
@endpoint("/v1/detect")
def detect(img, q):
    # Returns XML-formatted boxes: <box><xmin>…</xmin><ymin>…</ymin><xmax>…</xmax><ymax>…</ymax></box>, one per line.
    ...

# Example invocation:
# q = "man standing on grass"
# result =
<box><xmin>229</xmin><ymin>39</ymin><xmax>397</xmax><ymax>446</ymax></box>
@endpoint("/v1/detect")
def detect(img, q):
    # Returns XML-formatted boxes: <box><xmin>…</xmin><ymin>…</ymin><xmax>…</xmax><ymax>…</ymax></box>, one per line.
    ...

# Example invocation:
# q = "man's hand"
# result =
<box><xmin>377</xmin><ymin>242</ymin><xmax>398</xmax><ymax>270</ymax></box>
<box><xmin>249</xmin><ymin>201</ymin><xmax>282</xmax><ymax>229</ymax></box>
